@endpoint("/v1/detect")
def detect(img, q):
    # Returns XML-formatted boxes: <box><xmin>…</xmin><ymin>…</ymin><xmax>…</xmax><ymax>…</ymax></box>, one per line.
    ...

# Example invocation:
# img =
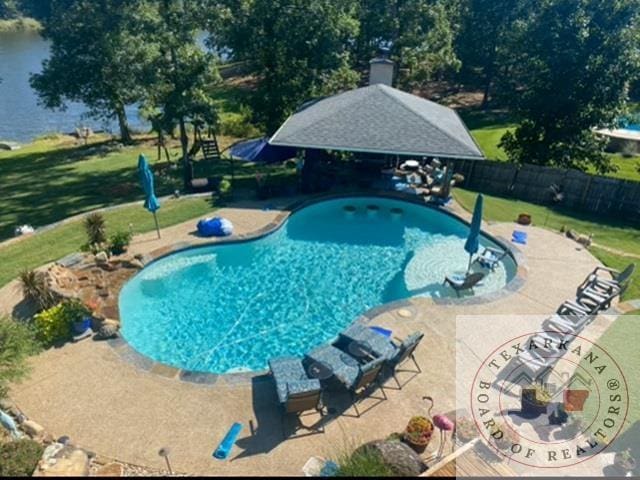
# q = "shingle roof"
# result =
<box><xmin>269</xmin><ymin>84</ymin><xmax>484</xmax><ymax>159</ymax></box>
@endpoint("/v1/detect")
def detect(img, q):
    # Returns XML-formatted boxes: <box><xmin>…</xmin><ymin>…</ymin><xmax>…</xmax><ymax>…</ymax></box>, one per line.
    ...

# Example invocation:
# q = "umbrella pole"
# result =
<box><xmin>467</xmin><ymin>254</ymin><xmax>473</xmax><ymax>275</ymax></box>
<box><xmin>153</xmin><ymin>212</ymin><xmax>161</xmax><ymax>239</ymax></box>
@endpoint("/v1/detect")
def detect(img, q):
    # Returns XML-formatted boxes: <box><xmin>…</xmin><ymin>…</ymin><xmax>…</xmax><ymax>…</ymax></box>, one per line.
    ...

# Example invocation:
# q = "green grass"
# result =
<box><xmin>0</xmin><ymin>133</ymin><xmax>296</xmax><ymax>242</ymax></box>
<box><xmin>452</xmin><ymin>189</ymin><xmax>640</xmax><ymax>300</ymax></box>
<box><xmin>579</xmin><ymin>310</ymin><xmax>640</xmax><ymax>452</ymax></box>
<box><xmin>0</xmin><ymin>196</ymin><xmax>215</xmax><ymax>287</ymax></box>
<box><xmin>464</xmin><ymin>112</ymin><xmax>640</xmax><ymax>181</ymax></box>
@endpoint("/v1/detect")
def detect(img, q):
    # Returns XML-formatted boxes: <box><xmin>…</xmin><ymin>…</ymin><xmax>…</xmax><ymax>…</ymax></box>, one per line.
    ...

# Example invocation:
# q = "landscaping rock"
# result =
<box><xmin>95</xmin><ymin>323</ymin><xmax>119</xmax><ymax>340</ymax></box>
<box><xmin>22</xmin><ymin>419</ymin><xmax>45</xmax><ymax>438</ymax></box>
<box><xmin>95</xmin><ymin>252</ymin><xmax>109</xmax><ymax>264</ymax></box>
<box><xmin>356</xmin><ymin>439</ymin><xmax>427</xmax><ymax>477</ymax></box>
<box><xmin>129</xmin><ymin>259</ymin><xmax>144</xmax><ymax>269</ymax></box>
<box><xmin>35</xmin><ymin>445</ymin><xmax>89</xmax><ymax>477</ymax></box>
<box><xmin>95</xmin><ymin>462</ymin><xmax>124</xmax><ymax>477</ymax></box>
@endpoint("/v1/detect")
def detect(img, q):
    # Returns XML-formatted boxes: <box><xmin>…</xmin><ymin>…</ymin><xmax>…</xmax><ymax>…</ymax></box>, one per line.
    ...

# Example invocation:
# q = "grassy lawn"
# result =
<box><xmin>580</xmin><ymin>310</ymin><xmax>640</xmax><ymax>453</ymax></box>
<box><xmin>0</xmin><ymin>196</ymin><xmax>216</xmax><ymax>287</ymax></box>
<box><xmin>464</xmin><ymin>112</ymin><xmax>640</xmax><ymax>181</ymax></box>
<box><xmin>453</xmin><ymin>189</ymin><xmax>640</xmax><ymax>300</ymax></box>
<box><xmin>0</xmin><ymin>133</ymin><xmax>298</xmax><ymax>242</ymax></box>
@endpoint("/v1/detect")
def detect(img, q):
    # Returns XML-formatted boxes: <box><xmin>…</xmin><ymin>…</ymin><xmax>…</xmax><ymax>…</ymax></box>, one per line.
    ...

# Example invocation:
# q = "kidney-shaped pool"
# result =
<box><xmin>119</xmin><ymin>197</ymin><xmax>517</xmax><ymax>374</ymax></box>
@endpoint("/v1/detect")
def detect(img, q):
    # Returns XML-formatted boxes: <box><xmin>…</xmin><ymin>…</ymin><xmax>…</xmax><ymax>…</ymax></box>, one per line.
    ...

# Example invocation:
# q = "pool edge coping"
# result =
<box><xmin>111</xmin><ymin>191</ymin><xmax>529</xmax><ymax>386</ymax></box>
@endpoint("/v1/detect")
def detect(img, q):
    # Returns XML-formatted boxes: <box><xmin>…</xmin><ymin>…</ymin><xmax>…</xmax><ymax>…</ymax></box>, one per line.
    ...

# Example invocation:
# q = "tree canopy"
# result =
<box><xmin>499</xmin><ymin>0</ymin><xmax>640</xmax><ymax>173</ymax></box>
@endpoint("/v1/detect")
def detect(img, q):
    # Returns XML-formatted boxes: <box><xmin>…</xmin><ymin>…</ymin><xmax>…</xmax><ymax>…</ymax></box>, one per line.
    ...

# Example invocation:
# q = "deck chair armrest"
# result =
<box><xmin>591</xmin><ymin>266</ymin><xmax>619</xmax><ymax>276</ymax></box>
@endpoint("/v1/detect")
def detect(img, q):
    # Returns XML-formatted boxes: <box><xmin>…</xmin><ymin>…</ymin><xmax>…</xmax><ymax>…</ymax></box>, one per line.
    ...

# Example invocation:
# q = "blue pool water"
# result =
<box><xmin>119</xmin><ymin>197</ymin><xmax>517</xmax><ymax>374</ymax></box>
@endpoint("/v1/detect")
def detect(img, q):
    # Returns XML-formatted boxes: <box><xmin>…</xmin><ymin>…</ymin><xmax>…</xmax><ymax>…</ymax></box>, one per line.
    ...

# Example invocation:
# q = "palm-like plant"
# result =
<box><xmin>18</xmin><ymin>270</ymin><xmax>58</xmax><ymax>311</ymax></box>
<box><xmin>83</xmin><ymin>212</ymin><xmax>107</xmax><ymax>246</ymax></box>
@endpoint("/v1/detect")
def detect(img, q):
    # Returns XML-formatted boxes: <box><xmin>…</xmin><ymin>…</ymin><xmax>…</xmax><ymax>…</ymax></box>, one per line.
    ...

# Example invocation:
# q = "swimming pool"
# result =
<box><xmin>119</xmin><ymin>197</ymin><xmax>517</xmax><ymax>374</ymax></box>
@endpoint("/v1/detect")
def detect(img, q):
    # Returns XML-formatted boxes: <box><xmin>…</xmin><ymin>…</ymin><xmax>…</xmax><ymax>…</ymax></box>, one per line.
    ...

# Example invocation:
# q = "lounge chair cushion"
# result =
<box><xmin>269</xmin><ymin>356</ymin><xmax>309</xmax><ymax>404</ymax></box>
<box><xmin>287</xmin><ymin>379</ymin><xmax>321</xmax><ymax>397</ymax></box>
<box><xmin>339</xmin><ymin>324</ymin><xmax>398</xmax><ymax>360</ymax></box>
<box><xmin>305</xmin><ymin>344</ymin><xmax>360</xmax><ymax>388</ymax></box>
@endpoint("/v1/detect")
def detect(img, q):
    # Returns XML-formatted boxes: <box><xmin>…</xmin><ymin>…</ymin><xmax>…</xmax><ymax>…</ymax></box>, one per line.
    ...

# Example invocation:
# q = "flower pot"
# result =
<box><xmin>73</xmin><ymin>317</ymin><xmax>92</xmax><ymax>335</ymax></box>
<box><xmin>517</xmin><ymin>213</ymin><xmax>532</xmax><ymax>225</ymax></box>
<box><xmin>403</xmin><ymin>437</ymin><xmax>430</xmax><ymax>454</ymax></box>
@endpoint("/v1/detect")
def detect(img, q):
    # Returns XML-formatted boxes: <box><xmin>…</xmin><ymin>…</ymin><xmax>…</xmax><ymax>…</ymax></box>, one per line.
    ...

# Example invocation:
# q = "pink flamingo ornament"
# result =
<box><xmin>423</xmin><ymin>396</ymin><xmax>455</xmax><ymax>460</ymax></box>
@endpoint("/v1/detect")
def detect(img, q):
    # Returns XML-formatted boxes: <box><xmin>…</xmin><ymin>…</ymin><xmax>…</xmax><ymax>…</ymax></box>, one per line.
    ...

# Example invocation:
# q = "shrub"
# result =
<box><xmin>219</xmin><ymin>106</ymin><xmax>260</xmax><ymax>138</ymax></box>
<box><xmin>83</xmin><ymin>212</ymin><xmax>107</xmax><ymax>246</ymax></box>
<box><xmin>336</xmin><ymin>446</ymin><xmax>394</xmax><ymax>477</ymax></box>
<box><xmin>108</xmin><ymin>231</ymin><xmax>132</xmax><ymax>255</ymax></box>
<box><xmin>33</xmin><ymin>300</ymin><xmax>90</xmax><ymax>345</ymax></box>
<box><xmin>18</xmin><ymin>270</ymin><xmax>58</xmax><ymax>311</ymax></box>
<box><xmin>0</xmin><ymin>317</ymin><xmax>40</xmax><ymax>399</ymax></box>
<box><xmin>0</xmin><ymin>439</ymin><xmax>44</xmax><ymax>476</ymax></box>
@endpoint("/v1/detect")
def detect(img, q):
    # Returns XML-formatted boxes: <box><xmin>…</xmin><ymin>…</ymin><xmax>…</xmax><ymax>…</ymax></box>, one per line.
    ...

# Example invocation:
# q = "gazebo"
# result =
<box><xmin>269</xmin><ymin>83</ymin><xmax>484</xmax><ymax>161</ymax></box>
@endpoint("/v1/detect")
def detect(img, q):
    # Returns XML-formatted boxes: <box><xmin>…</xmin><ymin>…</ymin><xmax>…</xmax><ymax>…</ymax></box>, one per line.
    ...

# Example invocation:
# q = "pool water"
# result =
<box><xmin>119</xmin><ymin>197</ymin><xmax>517</xmax><ymax>374</ymax></box>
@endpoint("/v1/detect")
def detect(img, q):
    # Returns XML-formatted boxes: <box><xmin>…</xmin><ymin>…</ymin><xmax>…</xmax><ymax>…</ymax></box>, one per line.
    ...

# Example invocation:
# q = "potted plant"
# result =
<box><xmin>108</xmin><ymin>231</ymin><xmax>132</xmax><ymax>255</ymax></box>
<box><xmin>66</xmin><ymin>299</ymin><xmax>92</xmax><ymax>335</ymax></box>
<box><xmin>517</xmin><ymin>213</ymin><xmax>532</xmax><ymax>225</ymax></box>
<box><xmin>521</xmin><ymin>383</ymin><xmax>551</xmax><ymax>415</ymax></box>
<box><xmin>403</xmin><ymin>416</ymin><xmax>434</xmax><ymax>454</ymax></box>
<box><xmin>454</xmin><ymin>417</ymin><xmax>479</xmax><ymax>444</ymax></box>
<box><xmin>614</xmin><ymin>449</ymin><xmax>637</xmax><ymax>473</ymax></box>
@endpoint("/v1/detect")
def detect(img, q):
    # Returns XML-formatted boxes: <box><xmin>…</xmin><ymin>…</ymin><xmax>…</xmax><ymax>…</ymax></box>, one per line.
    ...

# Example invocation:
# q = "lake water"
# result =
<box><xmin>0</xmin><ymin>30</ymin><xmax>146</xmax><ymax>143</ymax></box>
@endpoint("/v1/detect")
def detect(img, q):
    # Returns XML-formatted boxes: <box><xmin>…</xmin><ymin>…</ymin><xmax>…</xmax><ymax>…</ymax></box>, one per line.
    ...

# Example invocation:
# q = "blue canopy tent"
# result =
<box><xmin>138</xmin><ymin>154</ymin><xmax>161</xmax><ymax>239</ymax></box>
<box><xmin>464</xmin><ymin>194</ymin><xmax>484</xmax><ymax>273</ymax></box>
<box><xmin>229</xmin><ymin>137</ymin><xmax>297</xmax><ymax>164</ymax></box>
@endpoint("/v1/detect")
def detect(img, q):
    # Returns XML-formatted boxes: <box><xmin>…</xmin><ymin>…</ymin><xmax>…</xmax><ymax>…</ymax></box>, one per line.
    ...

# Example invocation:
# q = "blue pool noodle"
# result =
<box><xmin>213</xmin><ymin>422</ymin><xmax>243</xmax><ymax>460</ymax></box>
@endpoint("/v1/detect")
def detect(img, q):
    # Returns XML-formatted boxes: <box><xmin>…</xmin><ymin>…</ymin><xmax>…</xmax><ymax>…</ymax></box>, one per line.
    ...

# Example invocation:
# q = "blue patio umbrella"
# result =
<box><xmin>138</xmin><ymin>154</ymin><xmax>161</xmax><ymax>239</ymax></box>
<box><xmin>464</xmin><ymin>194</ymin><xmax>484</xmax><ymax>273</ymax></box>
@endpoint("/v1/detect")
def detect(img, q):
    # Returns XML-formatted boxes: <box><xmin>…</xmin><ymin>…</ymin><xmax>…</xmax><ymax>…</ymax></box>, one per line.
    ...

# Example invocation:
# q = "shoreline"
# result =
<box><xmin>0</xmin><ymin>17</ymin><xmax>42</xmax><ymax>34</ymax></box>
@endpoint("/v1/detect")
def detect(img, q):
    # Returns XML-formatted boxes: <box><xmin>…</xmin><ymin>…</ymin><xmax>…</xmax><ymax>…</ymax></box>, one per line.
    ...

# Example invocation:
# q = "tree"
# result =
<box><xmin>0</xmin><ymin>0</ymin><xmax>19</xmax><ymax>18</ymax></box>
<box><xmin>456</xmin><ymin>0</ymin><xmax>533</xmax><ymax>108</ymax></box>
<box><xmin>220</xmin><ymin>0</ymin><xmax>360</xmax><ymax>134</ymax></box>
<box><xmin>142</xmin><ymin>0</ymin><xmax>221</xmax><ymax>185</ymax></box>
<box><xmin>354</xmin><ymin>0</ymin><xmax>461</xmax><ymax>88</ymax></box>
<box><xmin>0</xmin><ymin>317</ymin><xmax>39</xmax><ymax>399</ymax></box>
<box><xmin>30</xmin><ymin>0</ymin><xmax>155</xmax><ymax>143</ymax></box>
<box><xmin>499</xmin><ymin>0</ymin><xmax>640</xmax><ymax>173</ymax></box>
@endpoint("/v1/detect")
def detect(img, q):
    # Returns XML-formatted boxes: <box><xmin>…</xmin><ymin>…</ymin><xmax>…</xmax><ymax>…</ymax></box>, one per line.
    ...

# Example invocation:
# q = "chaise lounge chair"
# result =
<box><xmin>345</xmin><ymin>357</ymin><xmax>387</xmax><ymax>418</ymax></box>
<box><xmin>384</xmin><ymin>332</ymin><xmax>424</xmax><ymax>389</ymax></box>
<box><xmin>474</xmin><ymin>247</ymin><xmax>507</xmax><ymax>271</ymax></box>
<box><xmin>577</xmin><ymin>264</ymin><xmax>635</xmax><ymax>296</ymax></box>
<box><xmin>268</xmin><ymin>357</ymin><xmax>325</xmax><ymax>437</ymax></box>
<box><xmin>337</xmin><ymin>324</ymin><xmax>397</xmax><ymax>360</ymax></box>
<box><xmin>443</xmin><ymin>272</ymin><xmax>485</xmax><ymax>297</ymax></box>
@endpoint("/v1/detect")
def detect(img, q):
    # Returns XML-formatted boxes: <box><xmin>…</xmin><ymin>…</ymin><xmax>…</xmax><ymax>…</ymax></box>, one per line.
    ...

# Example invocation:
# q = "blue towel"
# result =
<box><xmin>512</xmin><ymin>230</ymin><xmax>528</xmax><ymax>244</ymax></box>
<box><xmin>369</xmin><ymin>326</ymin><xmax>392</xmax><ymax>338</ymax></box>
<box><xmin>213</xmin><ymin>422</ymin><xmax>243</xmax><ymax>460</ymax></box>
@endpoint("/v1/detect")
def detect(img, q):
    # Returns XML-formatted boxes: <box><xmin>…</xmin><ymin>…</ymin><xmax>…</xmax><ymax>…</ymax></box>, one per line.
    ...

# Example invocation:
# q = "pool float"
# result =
<box><xmin>197</xmin><ymin>217</ymin><xmax>234</xmax><ymax>237</ymax></box>
<box><xmin>213</xmin><ymin>422</ymin><xmax>243</xmax><ymax>460</ymax></box>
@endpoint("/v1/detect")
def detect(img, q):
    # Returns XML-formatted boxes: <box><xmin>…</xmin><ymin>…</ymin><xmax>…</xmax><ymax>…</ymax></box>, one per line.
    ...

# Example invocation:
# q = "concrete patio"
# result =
<box><xmin>5</xmin><ymin>196</ymin><xmax>619</xmax><ymax>476</ymax></box>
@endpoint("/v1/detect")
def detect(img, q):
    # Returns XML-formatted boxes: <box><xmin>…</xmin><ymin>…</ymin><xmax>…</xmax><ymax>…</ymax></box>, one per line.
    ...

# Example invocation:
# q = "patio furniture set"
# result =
<box><xmin>383</xmin><ymin>159</ymin><xmax>456</xmax><ymax>204</ymax></box>
<box><xmin>515</xmin><ymin>263</ymin><xmax>635</xmax><ymax>375</ymax></box>
<box><xmin>269</xmin><ymin>324</ymin><xmax>424</xmax><ymax>437</ymax></box>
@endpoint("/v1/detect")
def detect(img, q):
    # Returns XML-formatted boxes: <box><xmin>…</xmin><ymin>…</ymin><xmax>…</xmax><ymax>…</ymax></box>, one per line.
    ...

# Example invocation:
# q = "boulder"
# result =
<box><xmin>22</xmin><ymin>419</ymin><xmax>45</xmax><ymax>438</ymax></box>
<box><xmin>95</xmin><ymin>462</ymin><xmax>124</xmax><ymax>477</ymax></box>
<box><xmin>35</xmin><ymin>446</ymin><xmax>89</xmax><ymax>477</ymax></box>
<box><xmin>129</xmin><ymin>259</ymin><xmax>144</xmax><ymax>269</ymax></box>
<box><xmin>95</xmin><ymin>323</ymin><xmax>119</xmax><ymax>340</ymax></box>
<box><xmin>355</xmin><ymin>439</ymin><xmax>428</xmax><ymax>477</ymax></box>
<box><xmin>95</xmin><ymin>252</ymin><xmax>109</xmax><ymax>264</ymax></box>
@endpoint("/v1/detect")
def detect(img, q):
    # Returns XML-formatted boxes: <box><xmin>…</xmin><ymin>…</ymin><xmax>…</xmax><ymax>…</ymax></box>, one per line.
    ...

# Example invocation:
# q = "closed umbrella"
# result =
<box><xmin>138</xmin><ymin>154</ymin><xmax>161</xmax><ymax>239</ymax></box>
<box><xmin>464</xmin><ymin>194</ymin><xmax>484</xmax><ymax>273</ymax></box>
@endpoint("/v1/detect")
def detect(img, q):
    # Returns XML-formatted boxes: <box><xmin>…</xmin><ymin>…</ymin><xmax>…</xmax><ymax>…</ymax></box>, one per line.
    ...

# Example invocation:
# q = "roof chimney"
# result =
<box><xmin>369</xmin><ymin>47</ymin><xmax>394</xmax><ymax>87</ymax></box>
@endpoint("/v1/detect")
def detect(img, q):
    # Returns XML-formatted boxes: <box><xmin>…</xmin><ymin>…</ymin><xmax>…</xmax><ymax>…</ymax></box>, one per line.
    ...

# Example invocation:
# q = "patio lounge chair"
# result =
<box><xmin>268</xmin><ymin>357</ymin><xmax>325</xmax><ymax>436</ymax></box>
<box><xmin>346</xmin><ymin>357</ymin><xmax>387</xmax><ymax>418</ymax></box>
<box><xmin>443</xmin><ymin>272</ymin><xmax>485</xmax><ymax>297</ymax></box>
<box><xmin>384</xmin><ymin>332</ymin><xmax>424</xmax><ymax>389</ymax></box>
<box><xmin>577</xmin><ymin>264</ymin><xmax>635</xmax><ymax>296</ymax></box>
<box><xmin>543</xmin><ymin>313</ymin><xmax>590</xmax><ymax>334</ymax></box>
<box><xmin>337</xmin><ymin>324</ymin><xmax>397</xmax><ymax>360</ymax></box>
<box><xmin>305</xmin><ymin>344</ymin><xmax>362</xmax><ymax>388</ymax></box>
<box><xmin>576</xmin><ymin>283</ymin><xmax>625</xmax><ymax>312</ymax></box>
<box><xmin>474</xmin><ymin>247</ymin><xmax>507</xmax><ymax>271</ymax></box>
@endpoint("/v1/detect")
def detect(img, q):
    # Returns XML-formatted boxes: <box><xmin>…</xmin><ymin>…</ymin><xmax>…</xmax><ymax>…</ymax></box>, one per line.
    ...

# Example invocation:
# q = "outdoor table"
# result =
<box><xmin>307</xmin><ymin>361</ymin><xmax>334</xmax><ymax>381</ymax></box>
